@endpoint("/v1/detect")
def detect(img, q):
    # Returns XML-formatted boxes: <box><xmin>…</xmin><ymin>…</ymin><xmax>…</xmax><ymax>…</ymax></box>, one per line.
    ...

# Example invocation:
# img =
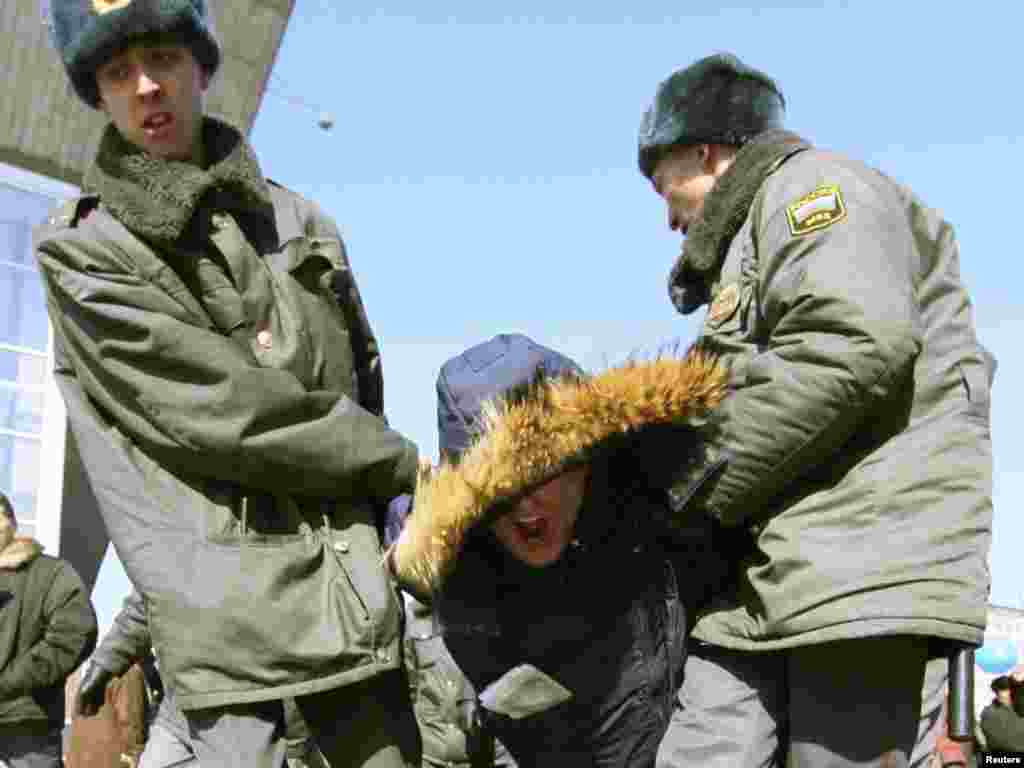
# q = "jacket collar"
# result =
<box><xmin>83</xmin><ymin>117</ymin><xmax>275</xmax><ymax>244</ymax></box>
<box><xmin>0</xmin><ymin>537</ymin><xmax>43</xmax><ymax>570</ymax></box>
<box><xmin>393</xmin><ymin>348</ymin><xmax>728</xmax><ymax>596</ymax></box>
<box><xmin>667</xmin><ymin>129</ymin><xmax>811</xmax><ymax>315</ymax></box>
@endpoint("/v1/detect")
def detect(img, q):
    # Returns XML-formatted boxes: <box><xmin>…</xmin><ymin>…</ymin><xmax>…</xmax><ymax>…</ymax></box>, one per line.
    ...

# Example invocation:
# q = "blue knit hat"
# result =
<box><xmin>436</xmin><ymin>334</ymin><xmax>582</xmax><ymax>461</ymax></box>
<box><xmin>44</xmin><ymin>0</ymin><xmax>221</xmax><ymax>107</ymax></box>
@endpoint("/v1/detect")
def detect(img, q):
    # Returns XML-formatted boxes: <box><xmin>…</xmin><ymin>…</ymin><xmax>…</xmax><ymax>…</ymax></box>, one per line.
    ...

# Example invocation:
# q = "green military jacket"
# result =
<box><xmin>404</xmin><ymin>594</ymin><xmax>515</xmax><ymax>768</ymax></box>
<box><xmin>672</xmin><ymin>135</ymin><xmax>995</xmax><ymax>651</ymax></box>
<box><xmin>34</xmin><ymin>119</ymin><xmax>418</xmax><ymax>709</ymax></box>
<box><xmin>980</xmin><ymin>701</ymin><xmax>1024</xmax><ymax>751</ymax></box>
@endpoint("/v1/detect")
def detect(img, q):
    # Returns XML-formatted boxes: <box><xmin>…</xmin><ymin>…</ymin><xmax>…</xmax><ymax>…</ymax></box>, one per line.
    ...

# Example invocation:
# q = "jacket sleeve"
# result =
<box><xmin>702</xmin><ymin>162</ymin><xmax>922</xmax><ymax>527</ymax></box>
<box><xmin>0</xmin><ymin>560</ymin><xmax>97</xmax><ymax>698</ymax></box>
<box><xmin>91</xmin><ymin>589</ymin><xmax>150</xmax><ymax>676</ymax></box>
<box><xmin>36</xmin><ymin>229</ymin><xmax>418</xmax><ymax>500</ymax></box>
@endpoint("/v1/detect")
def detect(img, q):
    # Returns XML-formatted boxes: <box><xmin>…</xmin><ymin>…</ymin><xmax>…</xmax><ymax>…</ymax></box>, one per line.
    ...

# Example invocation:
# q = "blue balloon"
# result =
<box><xmin>976</xmin><ymin>635</ymin><xmax>1019</xmax><ymax>675</ymax></box>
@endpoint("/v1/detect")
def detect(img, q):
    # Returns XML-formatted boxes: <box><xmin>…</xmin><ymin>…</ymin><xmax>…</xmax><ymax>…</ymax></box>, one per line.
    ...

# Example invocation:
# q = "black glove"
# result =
<box><xmin>75</xmin><ymin>662</ymin><xmax>114</xmax><ymax>717</ymax></box>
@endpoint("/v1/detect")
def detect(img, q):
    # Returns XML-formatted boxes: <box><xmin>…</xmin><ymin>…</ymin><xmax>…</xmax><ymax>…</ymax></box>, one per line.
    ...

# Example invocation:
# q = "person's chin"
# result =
<box><xmin>518</xmin><ymin>540</ymin><xmax>568</xmax><ymax>569</ymax></box>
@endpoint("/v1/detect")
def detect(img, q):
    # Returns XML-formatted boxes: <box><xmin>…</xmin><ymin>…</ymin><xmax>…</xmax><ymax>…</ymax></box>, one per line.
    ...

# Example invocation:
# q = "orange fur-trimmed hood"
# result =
<box><xmin>392</xmin><ymin>347</ymin><xmax>728</xmax><ymax>596</ymax></box>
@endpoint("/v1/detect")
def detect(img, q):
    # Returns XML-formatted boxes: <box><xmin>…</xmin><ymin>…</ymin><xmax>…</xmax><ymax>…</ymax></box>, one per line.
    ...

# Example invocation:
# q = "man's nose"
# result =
<box><xmin>136</xmin><ymin>71</ymin><xmax>160</xmax><ymax>97</ymax></box>
<box><xmin>668</xmin><ymin>209</ymin><xmax>680</xmax><ymax>232</ymax></box>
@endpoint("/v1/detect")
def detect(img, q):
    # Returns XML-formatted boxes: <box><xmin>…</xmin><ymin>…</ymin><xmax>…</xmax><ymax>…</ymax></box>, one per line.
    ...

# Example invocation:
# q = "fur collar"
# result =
<box><xmin>0</xmin><ymin>537</ymin><xmax>43</xmax><ymax>570</ymax></box>
<box><xmin>83</xmin><ymin>117</ymin><xmax>275</xmax><ymax>244</ymax></box>
<box><xmin>393</xmin><ymin>348</ymin><xmax>728</xmax><ymax>596</ymax></box>
<box><xmin>667</xmin><ymin>129</ymin><xmax>811</xmax><ymax>315</ymax></box>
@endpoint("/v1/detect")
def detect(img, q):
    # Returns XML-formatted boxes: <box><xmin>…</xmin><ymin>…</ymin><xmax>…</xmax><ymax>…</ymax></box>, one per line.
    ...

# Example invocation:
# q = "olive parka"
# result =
<box><xmin>667</xmin><ymin>130</ymin><xmax>995</xmax><ymax>651</ymax></box>
<box><xmin>34</xmin><ymin>118</ymin><xmax>419</xmax><ymax>709</ymax></box>
<box><xmin>93</xmin><ymin>589</ymin><xmax>315</xmax><ymax>754</ymax></box>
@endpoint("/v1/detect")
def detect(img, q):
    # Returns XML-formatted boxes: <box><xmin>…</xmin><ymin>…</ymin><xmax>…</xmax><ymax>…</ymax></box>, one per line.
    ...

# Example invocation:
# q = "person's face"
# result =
<box><xmin>95</xmin><ymin>43</ymin><xmax>208</xmax><ymax>163</ymax></box>
<box><xmin>0</xmin><ymin>505</ymin><xmax>13</xmax><ymax>543</ymax></box>
<box><xmin>650</xmin><ymin>143</ymin><xmax>722</xmax><ymax>236</ymax></box>
<box><xmin>490</xmin><ymin>467</ymin><xmax>588</xmax><ymax>568</ymax></box>
<box><xmin>997</xmin><ymin>688</ymin><xmax>1013</xmax><ymax>707</ymax></box>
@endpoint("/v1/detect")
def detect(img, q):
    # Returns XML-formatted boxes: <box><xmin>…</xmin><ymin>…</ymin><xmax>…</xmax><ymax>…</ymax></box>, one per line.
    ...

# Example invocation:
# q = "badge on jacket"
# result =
<box><xmin>707</xmin><ymin>282</ymin><xmax>741</xmax><ymax>328</ymax></box>
<box><xmin>93</xmin><ymin>0</ymin><xmax>133</xmax><ymax>14</ymax></box>
<box><xmin>786</xmin><ymin>184</ymin><xmax>846</xmax><ymax>236</ymax></box>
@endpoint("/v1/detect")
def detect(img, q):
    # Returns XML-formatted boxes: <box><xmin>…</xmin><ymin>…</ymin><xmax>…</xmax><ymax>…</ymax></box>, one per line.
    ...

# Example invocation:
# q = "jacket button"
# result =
<box><xmin>333</xmin><ymin>540</ymin><xmax>350</xmax><ymax>553</ymax></box>
<box><xmin>256</xmin><ymin>330</ymin><xmax>273</xmax><ymax>349</ymax></box>
<box><xmin>211</xmin><ymin>212</ymin><xmax>228</xmax><ymax>229</ymax></box>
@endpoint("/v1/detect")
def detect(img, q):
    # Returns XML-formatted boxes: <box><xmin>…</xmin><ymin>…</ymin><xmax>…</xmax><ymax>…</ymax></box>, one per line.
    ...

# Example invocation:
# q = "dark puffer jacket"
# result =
<box><xmin>393</xmin><ymin>335</ymin><xmax>731</xmax><ymax>767</ymax></box>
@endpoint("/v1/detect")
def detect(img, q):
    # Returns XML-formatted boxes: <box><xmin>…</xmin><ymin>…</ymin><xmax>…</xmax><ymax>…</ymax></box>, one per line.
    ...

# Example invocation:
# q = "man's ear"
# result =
<box><xmin>705</xmin><ymin>143</ymin><xmax>738</xmax><ymax>177</ymax></box>
<box><xmin>199</xmin><ymin>66</ymin><xmax>211</xmax><ymax>92</ymax></box>
<box><xmin>701</xmin><ymin>143</ymin><xmax>719</xmax><ymax>174</ymax></box>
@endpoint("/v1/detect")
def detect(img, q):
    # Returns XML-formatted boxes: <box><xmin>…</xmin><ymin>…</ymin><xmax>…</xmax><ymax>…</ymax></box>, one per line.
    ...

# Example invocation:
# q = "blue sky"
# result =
<box><xmin>91</xmin><ymin>0</ymin><xmax>1024</xmax><ymax>631</ymax></box>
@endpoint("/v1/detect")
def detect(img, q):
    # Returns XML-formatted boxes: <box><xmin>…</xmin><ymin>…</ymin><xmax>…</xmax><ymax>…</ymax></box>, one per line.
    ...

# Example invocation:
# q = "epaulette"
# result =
<box><xmin>44</xmin><ymin>195</ymin><xmax>100</xmax><ymax>230</ymax></box>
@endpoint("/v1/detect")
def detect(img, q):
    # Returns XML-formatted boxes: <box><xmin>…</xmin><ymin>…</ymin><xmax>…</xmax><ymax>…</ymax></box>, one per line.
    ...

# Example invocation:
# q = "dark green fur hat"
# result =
<box><xmin>638</xmin><ymin>53</ymin><xmax>785</xmax><ymax>179</ymax></box>
<box><xmin>45</xmin><ymin>0</ymin><xmax>220</xmax><ymax>107</ymax></box>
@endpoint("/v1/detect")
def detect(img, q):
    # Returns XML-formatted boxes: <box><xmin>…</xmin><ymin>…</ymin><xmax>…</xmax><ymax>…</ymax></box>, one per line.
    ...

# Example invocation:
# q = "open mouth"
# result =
<box><xmin>513</xmin><ymin>515</ymin><xmax>550</xmax><ymax>544</ymax></box>
<box><xmin>142</xmin><ymin>112</ymin><xmax>173</xmax><ymax>135</ymax></box>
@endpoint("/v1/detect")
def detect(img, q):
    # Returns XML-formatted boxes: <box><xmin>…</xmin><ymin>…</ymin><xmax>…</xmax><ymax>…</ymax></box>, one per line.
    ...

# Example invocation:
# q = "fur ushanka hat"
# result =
<box><xmin>638</xmin><ymin>53</ymin><xmax>786</xmax><ymax>179</ymax></box>
<box><xmin>45</xmin><ymin>0</ymin><xmax>220</xmax><ymax>107</ymax></box>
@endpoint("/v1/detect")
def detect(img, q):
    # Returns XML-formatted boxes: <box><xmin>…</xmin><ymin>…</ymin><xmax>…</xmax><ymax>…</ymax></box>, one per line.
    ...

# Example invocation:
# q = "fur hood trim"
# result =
<box><xmin>393</xmin><ymin>348</ymin><xmax>727</xmax><ymax>596</ymax></box>
<box><xmin>0</xmin><ymin>537</ymin><xmax>44</xmax><ymax>570</ymax></box>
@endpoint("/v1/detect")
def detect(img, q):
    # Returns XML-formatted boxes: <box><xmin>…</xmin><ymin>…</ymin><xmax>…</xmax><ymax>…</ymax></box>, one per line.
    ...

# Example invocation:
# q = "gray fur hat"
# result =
<box><xmin>638</xmin><ymin>53</ymin><xmax>785</xmax><ymax>178</ymax></box>
<box><xmin>44</xmin><ymin>0</ymin><xmax>220</xmax><ymax>107</ymax></box>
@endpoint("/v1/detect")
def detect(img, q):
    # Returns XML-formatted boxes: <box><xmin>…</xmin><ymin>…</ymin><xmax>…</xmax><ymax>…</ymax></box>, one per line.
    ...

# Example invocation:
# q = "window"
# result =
<box><xmin>0</xmin><ymin>162</ymin><xmax>78</xmax><ymax>545</ymax></box>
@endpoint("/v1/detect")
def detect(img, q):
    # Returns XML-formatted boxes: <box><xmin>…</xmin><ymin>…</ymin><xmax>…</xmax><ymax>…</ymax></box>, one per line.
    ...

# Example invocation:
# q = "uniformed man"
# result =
<box><xmin>36</xmin><ymin>2</ymin><xmax>421</xmax><ymax>766</ymax></box>
<box><xmin>637</xmin><ymin>53</ymin><xmax>996</xmax><ymax>767</ymax></box>
<box><xmin>980</xmin><ymin>675</ymin><xmax>1024</xmax><ymax>752</ymax></box>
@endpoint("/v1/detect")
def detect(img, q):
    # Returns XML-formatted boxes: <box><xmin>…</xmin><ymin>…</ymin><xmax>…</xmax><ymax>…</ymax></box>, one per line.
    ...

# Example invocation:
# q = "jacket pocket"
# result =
<box><xmin>329</xmin><ymin>519</ymin><xmax>400</xmax><ymax>636</ymax></box>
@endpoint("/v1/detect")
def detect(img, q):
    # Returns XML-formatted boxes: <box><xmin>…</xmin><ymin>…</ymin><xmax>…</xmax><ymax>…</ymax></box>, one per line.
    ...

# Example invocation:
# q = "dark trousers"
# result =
<box><xmin>186</xmin><ymin>671</ymin><xmax>420</xmax><ymax>768</ymax></box>
<box><xmin>0</xmin><ymin>722</ymin><xmax>63</xmax><ymax>768</ymax></box>
<box><xmin>656</xmin><ymin>635</ymin><xmax>944</xmax><ymax>768</ymax></box>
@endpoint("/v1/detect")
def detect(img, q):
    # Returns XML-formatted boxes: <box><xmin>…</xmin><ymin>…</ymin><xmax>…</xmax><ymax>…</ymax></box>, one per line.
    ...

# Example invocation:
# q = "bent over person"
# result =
<box><xmin>636</xmin><ymin>53</ymin><xmax>996</xmax><ymax>766</ymax></box>
<box><xmin>390</xmin><ymin>333</ymin><xmax>733</xmax><ymax>767</ymax></box>
<box><xmin>36</xmin><ymin>2</ymin><xmax>421</xmax><ymax>766</ymax></box>
<box><xmin>0</xmin><ymin>491</ymin><xmax>98</xmax><ymax>768</ymax></box>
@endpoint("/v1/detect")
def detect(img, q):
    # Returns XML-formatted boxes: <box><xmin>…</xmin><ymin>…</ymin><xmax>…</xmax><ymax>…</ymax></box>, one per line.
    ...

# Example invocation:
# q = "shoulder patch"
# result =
<box><xmin>785</xmin><ymin>184</ymin><xmax>846</xmax><ymax>237</ymax></box>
